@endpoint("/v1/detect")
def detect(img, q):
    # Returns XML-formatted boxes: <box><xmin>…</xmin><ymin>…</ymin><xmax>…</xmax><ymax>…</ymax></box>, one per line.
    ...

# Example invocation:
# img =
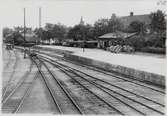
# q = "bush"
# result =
<box><xmin>140</xmin><ymin>32</ymin><xmax>166</xmax><ymax>48</ymax></box>
<box><xmin>140</xmin><ymin>47</ymin><xmax>165</xmax><ymax>54</ymax></box>
<box><xmin>125</xmin><ymin>35</ymin><xmax>145</xmax><ymax>50</ymax></box>
<box><xmin>125</xmin><ymin>32</ymin><xmax>165</xmax><ymax>50</ymax></box>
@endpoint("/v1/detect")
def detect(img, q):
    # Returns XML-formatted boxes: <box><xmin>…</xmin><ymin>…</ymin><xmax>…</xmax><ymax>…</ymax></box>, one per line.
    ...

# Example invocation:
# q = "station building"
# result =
<box><xmin>97</xmin><ymin>31</ymin><xmax>136</xmax><ymax>49</ymax></box>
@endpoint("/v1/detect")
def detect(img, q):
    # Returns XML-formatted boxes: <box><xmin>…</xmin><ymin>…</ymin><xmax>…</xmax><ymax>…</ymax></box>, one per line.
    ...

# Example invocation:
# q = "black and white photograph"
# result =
<box><xmin>1</xmin><ymin>0</ymin><xmax>166</xmax><ymax>115</ymax></box>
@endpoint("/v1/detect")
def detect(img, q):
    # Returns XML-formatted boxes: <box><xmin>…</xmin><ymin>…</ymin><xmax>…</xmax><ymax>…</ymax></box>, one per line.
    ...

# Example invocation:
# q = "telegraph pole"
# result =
<box><xmin>23</xmin><ymin>8</ymin><xmax>26</xmax><ymax>58</ymax></box>
<box><xmin>80</xmin><ymin>16</ymin><xmax>85</xmax><ymax>52</ymax></box>
<box><xmin>83</xmin><ymin>33</ymin><xmax>85</xmax><ymax>52</ymax></box>
<box><xmin>39</xmin><ymin>7</ymin><xmax>41</xmax><ymax>28</ymax></box>
<box><xmin>39</xmin><ymin>7</ymin><xmax>41</xmax><ymax>44</ymax></box>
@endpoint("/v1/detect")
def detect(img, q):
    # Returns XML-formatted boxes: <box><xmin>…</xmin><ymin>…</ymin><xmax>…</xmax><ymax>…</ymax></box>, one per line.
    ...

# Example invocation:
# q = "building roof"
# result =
<box><xmin>21</xmin><ymin>33</ymin><xmax>37</xmax><ymax>37</ymax></box>
<box><xmin>69</xmin><ymin>40</ymin><xmax>98</xmax><ymax>43</ymax></box>
<box><xmin>21</xmin><ymin>33</ymin><xmax>40</xmax><ymax>42</ymax></box>
<box><xmin>98</xmin><ymin>31</ymin><xmax>136</xmax><ymax>39</ymax></box>
<box><xmin>120</xmin><ymin>14</ymin><xmax>151</xmax><ymax>26</ymax></box>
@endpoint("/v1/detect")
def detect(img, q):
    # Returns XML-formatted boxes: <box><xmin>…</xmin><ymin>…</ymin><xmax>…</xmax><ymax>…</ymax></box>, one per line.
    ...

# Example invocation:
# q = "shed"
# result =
<box><xmin>98</xmin><ymin>31</ymin><xmax>136</xmax><ymax>49</ymax></box>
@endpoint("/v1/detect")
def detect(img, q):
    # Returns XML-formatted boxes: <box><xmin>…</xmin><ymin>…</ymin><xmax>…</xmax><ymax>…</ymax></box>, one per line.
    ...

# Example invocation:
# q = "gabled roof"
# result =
<box><xmin>6</xmin><ymin>33</ymin><xmax>14</xmax><ymax>38</ymax></box>
<box><xmin>98</xmin><ymin>31</ymin><xmax>136</xmax><ymax>39</ymax></box>
<box><xmin>120</xmin><ymin>14</ymin><xmax>151</xmax><ymax>26</ymax></box>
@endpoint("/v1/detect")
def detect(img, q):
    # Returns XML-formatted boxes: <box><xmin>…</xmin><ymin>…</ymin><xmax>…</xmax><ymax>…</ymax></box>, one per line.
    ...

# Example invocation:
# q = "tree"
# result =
<box><xmin>150</xmin><ymin>10</ymin><xmax>166</xmax><ymax>33</ymax></box>
<box><xmin>41</xmin><ymin>30</ymin><xmax>51</xmax><ymax>41</ymax></box>
<box><xmin>149</xmin><ymin>10</ymin><xmax>166</xmax><ymax>48</ymax></box>
<box><xmin>44</xmin><ymin>23</ymin><xmax>54</xmax><ymax>39</ymax></box>
<box><xmin>67</xmin><ymin>24</ymin><xmax>94</xmax><ymax>41</ymax></box>
<box><xmin>3</xmin><ymin>27</ymin><xmax>13</xmax><ymax>38</ymax></box>
<box><xmin>108</xmin><ymin>15</ymin><xmax>123</xmax><ymax>32</ymax></box>
<box><xmin>68</xmin><ymin>24</ymin><xmax>84</xmax><ymax>41</ymax></box>
<box><xmin>52</xmin><ymin>24</ymin><xmax>67</xmax><ymax>40</ymax></box>
<box><xmin>34</xmin><ymin>28</ymin><xmax>43</xmax><ymax>41</ymax></box>
<box><xmin>128</xmin><ymin>21</ymin><xmax>146</xmax><ymax>34</ymax></box>
<box><xmin>14</xmin><ymin>26</ymin><xmax>32</xmax><ymax>34</ymax></box>
<box><xmin>12</xmin><ymin>30</ymin><xmax>23</xmax><ymax>44</ymax></box>
<box><xmin>3</xmin><ymin>27</ymin><xmax>24</xmax><ymax>44</ymax></box>
<box><xmin>93</xmin><ymin>16</ymin><xmax>123</xmax><ymax>39</ymax></box>
<box><xmin>44</xmin><ymin>23</ymin><xmax>68</xmax><ymax>42</ymax></box>
<box><xmin>34</xmin><ymin>28</ymin><xmax>51</xmax><ymax>42</ymax></box>
<box><xmin>93</xmin><ymin>18</ymin><xmax>109</xmax><ymax>38</ymax></box>
<box><xmin>84</xmin><ymin>24</ymin><xmax>94</xmax><ymax>40</ymax></box>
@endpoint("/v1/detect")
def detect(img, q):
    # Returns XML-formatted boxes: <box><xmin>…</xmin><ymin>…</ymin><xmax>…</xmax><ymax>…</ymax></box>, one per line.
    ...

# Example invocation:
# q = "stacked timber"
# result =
<box><xmin>107</xmin><ymin>45</ymin><xmax>135</xmax><ymax>53</ymax></box>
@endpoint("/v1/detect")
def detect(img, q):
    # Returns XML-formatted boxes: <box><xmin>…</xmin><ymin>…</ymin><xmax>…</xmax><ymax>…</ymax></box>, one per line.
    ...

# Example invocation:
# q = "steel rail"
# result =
<box><xmin>13</xmin><ymin>72</ymin><xmax>39</xmax><ymax>113</ymax></box>
<box><xmin>56</xmin><ymin>61</ymin><xmax>165</xmax><ymax>107</ymax></box>
<box><xmin>68</xmin><ymin>69</ymin><xmax>164</xmax><ymax>115</ymax></box>
<box><xmin>38</xmin><ymin>58</ymin><xmax>84</xmax><ymax>114</ymax></box>
<box><xmin>55</xmin><ymin>64</ymin><xmax>146</xmax><ymax>115</ymax></box>
<box><xmin>2</xmin><ymin>50</ymin><xmax>19</xmax><ymax>98</ymax></box>
<box><xmin>31</xmin><ymin>57</ymin><xmax>63</xmax><ymax>114</ymax></box>
<box><xmin>36</xmin><ymin>51</ymin><xmax>165</xmax><ymax>94</ymax></box>
<box><xmin>2</xmin><ymin>71</ymin><xmax>38</xmax><ymax>113</ymax></box>
<box><xmin>2</xmin><ymin>61</ymin><xmax>34</xmax><ymax>103</ymax></box>
<box><xmin>39</xmin><ymin>56</ymin><xmax>164</xmax><ymax>115</ymax></box>
<box><xmin>4</xmin><ymin>50</ymin><xmax>12</xmax><ymax>69</ymax></box>
<box><xmin>38</xmin><ymin>57</ymin><xmax>125</xmax><ymax>115</ymax></box>
<box><xmin>38</xmin><ymin>55</ymin><xmax>165</xmax><ymax>107</ymax></box>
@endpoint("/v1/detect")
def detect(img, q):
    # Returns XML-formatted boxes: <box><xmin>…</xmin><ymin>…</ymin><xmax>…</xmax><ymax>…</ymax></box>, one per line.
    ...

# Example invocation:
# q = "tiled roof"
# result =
<box><xmin>120</xmin><ymin>14</ymin><xmax>151</xmax><ymax>26</ymax></box>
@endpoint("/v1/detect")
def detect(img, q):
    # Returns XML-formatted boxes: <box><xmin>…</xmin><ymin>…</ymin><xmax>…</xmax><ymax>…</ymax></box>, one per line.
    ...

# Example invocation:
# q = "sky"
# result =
<box><xmin>0</xmin><ymin>0</ymin><xmax>166</xmax><ymax>29</ymax></box>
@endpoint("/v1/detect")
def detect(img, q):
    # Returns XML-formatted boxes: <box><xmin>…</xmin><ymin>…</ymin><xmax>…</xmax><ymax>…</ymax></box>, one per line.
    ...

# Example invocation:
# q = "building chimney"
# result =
<box><xmin>130</xmin><ymin>12</ymin><xmax>134</xmax><ymax>16</ymax></box>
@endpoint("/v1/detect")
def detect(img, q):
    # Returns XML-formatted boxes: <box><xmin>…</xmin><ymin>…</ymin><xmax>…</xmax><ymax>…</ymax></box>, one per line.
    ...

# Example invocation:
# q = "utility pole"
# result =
<box><xmin>39</xmin><ymin>7</ymin><xmax>41</xmax><ymax>44</ymax></box>
<box><xmin>80</xmin><ymin>16</ymin><xmax>85</xmax><ymax>52</ymax></box>
<box><xmin>83</xmin><ymin>34</ymin><xmax>85</xmax><ymax>52</ymax></box>
<box><xmin>23</xmin><ymin>8</ymin><xmax>26</xmax><ymax>59</ymax></box>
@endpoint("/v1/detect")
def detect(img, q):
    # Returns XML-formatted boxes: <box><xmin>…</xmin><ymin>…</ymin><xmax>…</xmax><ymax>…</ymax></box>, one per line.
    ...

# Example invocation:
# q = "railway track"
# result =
<box><xmin>52</xmin><ymin>60</ymin><xmax>165</xmax><ymax>106</ymax></box>
<box><xmin>37</xmin><ymin>54</ymin><xmax>165</xmax><ymax>115</ymax></box>
<box><xmin>31</xmin><ymin>56</ymin><xmax>84</xmax><ymax>114</ymax></box>
<box><xmin>2</xmin><ymin>60</ymin><xmax>34</xmax><ymax>103</ymax></box>
<box><xmin>35</xmin><ymin>50</ymin><xmax>165</xmax><ymax>94</ymax></box>
<box><xmin>2</xmin><ymin>50</ymin><xmax>20</xmax><ymax>98</ymax></box>
<box><xmin>36</xmin><ymin>52</ymin><xmax>165</xmax><ymax>100</ymax></box>
<box><xmin>2</xmin><ymin>71</ymin><xmax>38</xmax><ymax>113</ymax></box>
<box><xmin>4</xmin><ymin>49</ymin><xmax>12</xmax><ymax>69</ymax></box>
<box><xmin>35</xmin><ymin>56</ymin><xmax>124</xmax><ymax>115</ymax></box>
<box><xmin>11</xmin><ymin>47</ymin><xmax>165</xmax><ymax>115</ymax></box>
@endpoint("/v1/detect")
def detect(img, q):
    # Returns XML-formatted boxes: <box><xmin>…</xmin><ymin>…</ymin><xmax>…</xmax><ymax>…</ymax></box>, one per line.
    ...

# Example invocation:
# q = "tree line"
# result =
<box><xmin>3</xmin><ymin>10</ymin><xmax>166</xmax><ymax>48</ymax></box>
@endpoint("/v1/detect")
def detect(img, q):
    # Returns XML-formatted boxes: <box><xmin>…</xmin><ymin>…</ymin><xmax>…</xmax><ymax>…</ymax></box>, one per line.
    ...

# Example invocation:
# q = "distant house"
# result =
<box><xmin>4</xmin><ymin>33</ymin><xmax>14</xmax><ymax>44</ymax></box>
<box><xmin>21</xmin><ymin>32</ymin><xmax>40</xmax><ymax>43</ymax></box>
<box><xmin>120</xmin><ymin>12</ymin><xmax>151</xmax><ymax>27</ymax></box>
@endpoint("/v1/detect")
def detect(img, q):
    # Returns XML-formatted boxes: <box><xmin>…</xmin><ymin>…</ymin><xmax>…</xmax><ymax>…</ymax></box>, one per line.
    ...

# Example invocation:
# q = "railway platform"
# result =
<box><xmin>35</xmin><ymin>45</ymin><xmax>166</xmax><ymax>86</ymax></box>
